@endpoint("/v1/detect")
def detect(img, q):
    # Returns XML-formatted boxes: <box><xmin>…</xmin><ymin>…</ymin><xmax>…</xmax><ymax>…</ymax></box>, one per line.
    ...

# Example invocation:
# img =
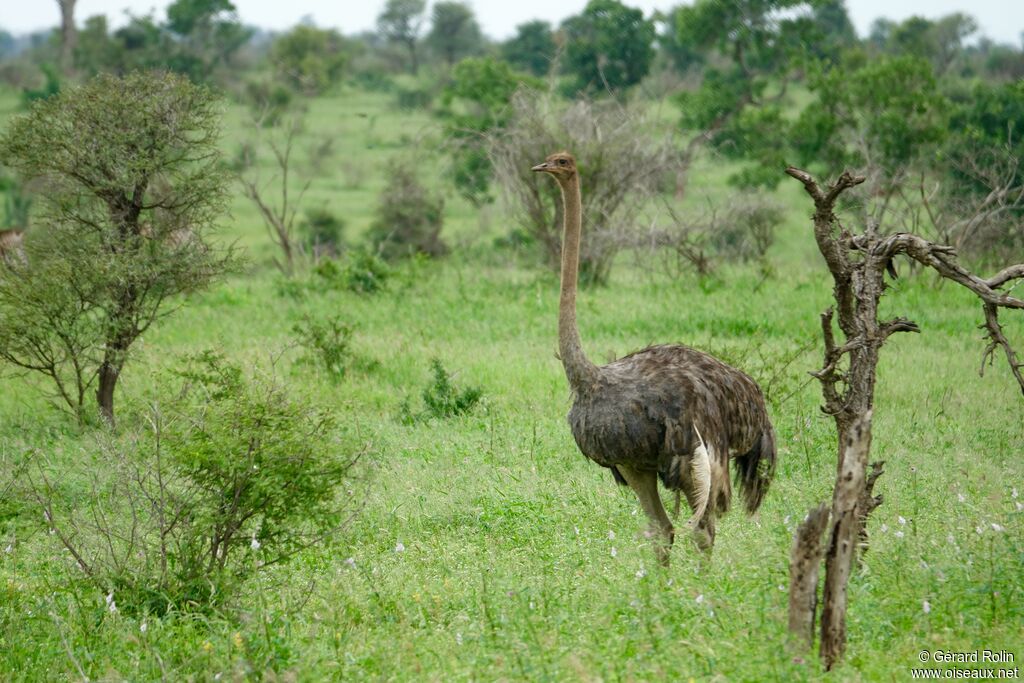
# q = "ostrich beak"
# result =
<box><xmin>531</xmin><ymin>162</ymin><xmax>551</xmax><ymax>172</ymax></box>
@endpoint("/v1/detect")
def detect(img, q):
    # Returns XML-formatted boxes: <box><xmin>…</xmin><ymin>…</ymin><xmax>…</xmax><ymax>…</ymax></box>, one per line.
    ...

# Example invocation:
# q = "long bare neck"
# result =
<box><xmin>558</xmin><ymin>174</ymin><xmax>598</xmax><ymax>391</ymax></box>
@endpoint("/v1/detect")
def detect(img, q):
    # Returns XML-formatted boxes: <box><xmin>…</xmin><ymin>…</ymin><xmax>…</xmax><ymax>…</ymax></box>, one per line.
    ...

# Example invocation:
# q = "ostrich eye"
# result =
<box><xmin>558</xmin><ymin>159</ymin><xmax>567</xmax><ymax>166</ymax></box>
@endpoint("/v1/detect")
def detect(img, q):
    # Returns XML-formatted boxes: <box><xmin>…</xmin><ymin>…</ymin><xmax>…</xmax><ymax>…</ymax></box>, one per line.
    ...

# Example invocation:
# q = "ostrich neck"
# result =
<box><xmin>558</xmin><ymin>174</ymin><xmax>599</xmax><ymax>391</ymax></box>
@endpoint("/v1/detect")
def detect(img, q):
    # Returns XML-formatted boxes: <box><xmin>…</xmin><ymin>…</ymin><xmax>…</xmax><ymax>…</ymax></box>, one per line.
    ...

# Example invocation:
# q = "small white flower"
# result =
<box><xmin>777</xmin><ymin>584</ymin><xmax>786</xmax><ymax>592</ymax></box>
<box><xmin>105</xmin><ymin>591</ymin><xmax>117</xmax><ymax>614</ymax></box>
<box><xmin>898</xmin><ymin>516</ymin><xmax>907</xmax><ymax>526</ymax></box>
<box><xmin>344</xmin><ymin>557</ymin><xmax>356</xmax><ymax>568</ymax></box>
<box><xmin>631</xmin><ymin>508</ymin><xmax>637</xmax><ymax>516</ymax></box>
<box><xmin>922</xmin><ymin>600</ymin><xmax>931</xmax><ymax>615</ymax></box>
<box><xmin>635</xmin><ymin>567</ymin><xmax>646</xmax><ymax>579</ymax></box>
<box><xmin>250</xmin><ymin>535</ymin><xmax>261</xmax><ymax>551</ymax></box>
<box><xmin>880</xmin><ymin>524</ymin><xmax>889</xmax><ymax>533</ymax></box>
<box><xmin>1013</xmin><ymin>488</ymin><xmax>1019</xmax><ymax>499</ymax></box>
<box><xmin>958</xmin><ymin>493</ymin><xmax>966</xmax><ymax>503</ymax></box>
<box><xmin>991</xmin><ymin>523</ymin><xmax>1005</xmax><ymax>532</ymax></box>
<box><xmin>947</xmin><ymin>534</ymin><xmax>955</xmax><ymax>545</ymax></box>
<box><xmin>4</xmin><ymin>544</ymin><xmax>11</xmax><ymax>554</ymax></box>
<box><xmin>976</xmin><ymin>524</ymin><xmax>985</xmax><ymax>535</ymax></box>
<box><xmin>140</xmin><ymin>621</ymin><xmax>148</xmax><ymax>633</ymax></box>
<box><xmin>573</xmin><ymin>526</ymin><xmax>580</xmax><ymax>536</ymax></box>
<box><xmin>455</xmin><ymin>632</ymin><xmax>463</xmax><ymax>645</ymax></box>
<box><xmin>695</xmin><ymin>594</ymin><xmax>704</xmax><ymax>604</ymax></box>
<box><xmin>214</xmin><ymin>674</ymin><xmax>222</xmax><ymax>681</ymax></box>
<box><xmin>394</xmin><ymin>542</ymin><xmax>405</xmax><ymax>553</ymax></box>
<box><xmin>784</xmin><ymin>515</ymin><xmax>791</xmax><ymax>525</ymax></box>
<box><xmin>610</xmin><ymin>546</ymin><xmax>617</xmax><ymax>558</ymax></box>
<box><xmin>607</xmin><ymin>530</ymin><xmax>616</xmax><ymax>540</ymax></box>
<box><xmin>1016</xmin><ymin>502</ymin><xmax>1023</xmax><ymax>512</ymax></box>
<box><xmin>894</xmin><ymin>530</ymin><xmax>905</xmax><ymax>539</ymax></box>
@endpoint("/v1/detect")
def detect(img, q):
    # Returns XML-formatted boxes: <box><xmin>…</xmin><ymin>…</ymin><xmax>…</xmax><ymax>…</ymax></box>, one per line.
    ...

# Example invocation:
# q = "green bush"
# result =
<box><xmin>29</xmin><ymin>352</ymin><xmax>364</xmax><ymax>615</ymax></box>
<box><xmin>292</xmin><ymin>314</ymin><xmax>354</xmax><ymax>378</ymax></box>
<box><xmin>312</xmin><ymin>249</ymin><xmax>391</xmax><ymax>294</ymax></box>
<box><xmin>302</xmin><ymin>207</ymin><xmax>345</xmax><ymax>259</ymax></box>
<box><xmin>367</xmin><ymin>160</ymin><xmax>447</xmax><ymax>260</ymax></box>
<box><xmin>401</xmin><ymin>359</ymin><xmax>482</xmax><ymax>423</ymax></box>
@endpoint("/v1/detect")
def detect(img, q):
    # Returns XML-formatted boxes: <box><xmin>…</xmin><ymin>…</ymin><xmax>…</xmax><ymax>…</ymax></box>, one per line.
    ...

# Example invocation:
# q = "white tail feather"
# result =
<box><xmin>687</xmin><ymin>424</ymin><xmax>712</xmax><ymax>529</ymax></box>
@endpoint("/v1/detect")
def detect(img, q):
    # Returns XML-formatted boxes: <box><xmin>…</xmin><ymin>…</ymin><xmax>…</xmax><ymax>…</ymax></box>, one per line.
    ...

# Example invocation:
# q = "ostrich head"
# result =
<box><xmin>531</xmin><ymin>152</ymin><xmax>577</xmax><ymax>181</ymax></box>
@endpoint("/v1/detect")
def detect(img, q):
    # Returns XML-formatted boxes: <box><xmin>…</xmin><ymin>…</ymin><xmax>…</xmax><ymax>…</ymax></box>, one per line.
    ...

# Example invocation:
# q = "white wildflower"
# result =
<box><xmin>394</xmin><ymin>541</ymin><xmax>405</xmax><ymax>553</ymax></box>
<box><xmin>923</xmin><ymin>600</ymin><xmax>931</xmax><ymax>615</ymax></box>
<box><xmin>574</xmin><ymin>526</ymin><xmax>580</xmax><ymax>536</ymax></box>
<box><xmin>455</xmin><ymin>632</ymin><xmax>463</xmax><ymax>645</ymax></box>
<box><xmin>991</xmin><ymin>523</ymin><xmax>1005</xmax><ymax>532</ymax></box>
<box><xmin>1016</xmin><ymin>502</ymin><xmax>1023</xmax><ymax>512</ymax></box>
<box><xmin>344</xmin><ymin>557</ymin><xmax>356</xmax><ymax>568</ymax></box>
<box><xmin>947</xmin><ymin>534</ymin><xmax>955</xmax><ymax>545</ymax></box>
<box><xmin>898</xmin><ymin>516</ymin><xmax>907</xmax><ymax>526</ymax></box>
<box><xmin>784</xmin><ymin>515</ymin><xmax>791</xmax><ymax>525</ymax></box>
<box><xmin>880</xmin><ymin>523</ymin><xmax>889</xmax><ymax>533</ymax></box>
<box><xmin>608</xmin><ymin>530</ymin><xmax>616</xmax><ymax>540</ymax></box>
<box><xmin>4</xmin><ymin>544</ymin><xmax>11</xmax><ymax>554</ymax></box>
<box><xmin>610</xmin><ymin>546</ymin><xmax>617</xmax><ymax>558</ymax></box>
<box><xmin>894</xmin><ymin>530</ymin><xmax>905</xmax><ymax>539</ymax></box>
<box><xmin>976</xmin><ymin>524</ymin><xmax>985</xmax><ymax>535</ymax></box>
<box><xmin>1013</xmin><ymin>488</ymin><xmax>1019</xmax><ymax>499</ymax></box>
<box><xmin>250</xmin><ymin>535</ymin><xmax>261</xmax><ymax>551</ymax></box>
<box><xmin>140</xmin><ymin>621</ymin><xmax>148</xmax><ymax>633</ymax></box>
<box><xmin>695</xmin><ymin>594</ymin><xmax>704</xmax><ymax>604</ymax></box>
<box><xmin>105</xmin><ymin>591</ymin><xmax>117</xmax><ymax>614</ymax></box>
<box><xmin>958</xmin><ymin>493</ymin><xmax>966</xmax><ymax>503</ymax></box>
<box><xmin>635</xmin><ymin>567</ymin><xmax>646</xmax><ymax>579</ymax></box>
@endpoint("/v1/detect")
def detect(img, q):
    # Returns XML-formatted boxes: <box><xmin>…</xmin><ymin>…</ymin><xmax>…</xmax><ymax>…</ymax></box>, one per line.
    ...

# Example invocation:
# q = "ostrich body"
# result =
<box><xmin>532</xmin><ymin>152</ymin><xmax>776</xmax><ymax>564</ymax></box>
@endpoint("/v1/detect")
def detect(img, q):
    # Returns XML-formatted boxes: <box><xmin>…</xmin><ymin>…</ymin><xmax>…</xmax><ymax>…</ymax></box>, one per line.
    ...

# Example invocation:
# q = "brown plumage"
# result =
<box><xmin>532</xmin><ymin>151</ymin><xmax>776</xmax><ymax>565</ymax></box>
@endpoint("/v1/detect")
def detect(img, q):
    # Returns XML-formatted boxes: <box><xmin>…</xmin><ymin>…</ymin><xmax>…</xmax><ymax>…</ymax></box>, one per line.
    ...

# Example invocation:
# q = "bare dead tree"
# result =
<box><xmin>240</xmin><ymin>118</ymin><xmax>311</xmax><ymax>276</ymax></box>
<box><xmin>784</xmin><ymin>166</ymin><xmax>1024</xmax><ymax>670</ymax></box>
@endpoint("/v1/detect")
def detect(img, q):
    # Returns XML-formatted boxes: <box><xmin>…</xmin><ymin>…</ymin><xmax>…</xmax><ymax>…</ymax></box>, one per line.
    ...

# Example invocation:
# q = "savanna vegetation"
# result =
<box><xmin>0</xmin><ymin>0</ymin><xmax>1021</xmax><ymax>680</ymax></box>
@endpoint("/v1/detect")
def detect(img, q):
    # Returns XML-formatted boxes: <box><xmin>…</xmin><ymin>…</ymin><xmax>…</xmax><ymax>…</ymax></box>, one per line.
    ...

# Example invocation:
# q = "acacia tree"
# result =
<box><xmin>561</xmin><ymin>0</ymin><xmax>655</xmax><ymax>95</ymax></box>
<box><xmin>0</xmin><ymin>71</ymin><xmax>233</xmax><ymax>425</ymax></box>
<box><xmin>426</xmin><ymin>2</ymin><xmax>483</xmax><ymax>66</ymax></box>
<box><xmin>377</xmin><ymin>0</ymin><xmax>426</xmax><ymax>75</ymax></box>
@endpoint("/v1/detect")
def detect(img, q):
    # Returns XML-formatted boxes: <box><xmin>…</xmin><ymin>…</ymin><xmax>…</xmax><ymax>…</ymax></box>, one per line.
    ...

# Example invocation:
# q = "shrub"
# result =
<box><xmin>292</xmin><ymin>314</ymin><xmax>354</xmax><ymax>378</ymax></box>
<box><xmin>302</xmin><ymin>207</ymin><xmax>345</xmax><ymax>260</ymax></box>
<box><xmin>491</xmin><ymin>90</ymin><xmax>674</xmax><ymax>285</ymax></box>
<box><xmin>401</xmin><ymin>359</ymin><xmax>482</xmax><ymax>423</ymax></box>
<box><xmin>706</xmin><ymin>196</ymin><xmax>782</xmax><ymax>263</ymax></box>
<box><xmin>395</xmin><ymin>85</ymin><xmax>433</xmax><ymax>110</ymax></box>
<box><xmin>28</xmin><ymin>352</ymin><xmax>365</xmax><ymax>615</ymax></box>
<box><xmin>312</xmin><ymin>249</ymin><xmax>391</xmax><ymax>294</ymax></box>
<box><xmin>244</xmin><ymin>79</ymin><xmax>294</xmax><ymax>127</ymax></box>
<box><xmin>367</xmin><ymin>160</ymin><xmax>447</xmax><ymax>260</ymax></box>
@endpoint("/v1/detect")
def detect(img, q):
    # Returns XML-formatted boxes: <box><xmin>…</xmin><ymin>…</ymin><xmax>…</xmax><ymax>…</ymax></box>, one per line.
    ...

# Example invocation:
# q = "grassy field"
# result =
<box><xmin>1</xmin><ymin>82</ymin><xmax>1022</xmax><ymax>681</ymax></box>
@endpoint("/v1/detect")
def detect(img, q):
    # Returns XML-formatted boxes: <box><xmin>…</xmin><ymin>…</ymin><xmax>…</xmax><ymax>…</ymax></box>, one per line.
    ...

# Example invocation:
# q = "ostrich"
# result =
<box><xmin>531</xmin><ymin>151</ymin><xmax>777</xmax><ymax>565</ymax></box>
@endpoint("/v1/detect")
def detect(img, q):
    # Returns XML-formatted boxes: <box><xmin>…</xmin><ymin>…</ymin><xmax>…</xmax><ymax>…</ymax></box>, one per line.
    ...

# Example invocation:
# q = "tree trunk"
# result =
<box><xmin>96</xmin><ymin>360</ymin><xmax>118</xmax><ymax>426</ymax></box>
<box><xmin>57</xmin><ymin>0</ymin><xmax>77</xmax><ymax>77</ymax></box>
<box><xmin>820</xmin><ymin>411</ymin><xmax>873</xmax><ymax>670</ymax></box>
<box><xmin>788</xmin><ymin>502</ymin><xmax>830</xmax><ymax>648</ymax></box>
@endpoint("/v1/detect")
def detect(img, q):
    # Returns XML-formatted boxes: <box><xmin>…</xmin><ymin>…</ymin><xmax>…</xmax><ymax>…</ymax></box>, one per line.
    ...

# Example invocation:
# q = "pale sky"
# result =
<box><xmin>4</xmin><ymin>0</ymin><xmax>1023</xmax><ymax>45</ymax></box>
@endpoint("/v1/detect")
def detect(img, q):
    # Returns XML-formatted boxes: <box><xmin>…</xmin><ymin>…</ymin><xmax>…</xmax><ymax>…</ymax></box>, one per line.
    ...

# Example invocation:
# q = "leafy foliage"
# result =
<box><xmin>367</xmin><ymin>160</ymin><xmax>446</xmax><ymax>260</ymax></box>
<box><xmin>271</xmin><ymin>26</ymin><xmax>351</xmax><ymax>95</ymax></box>
<box><xmin>401</xmin><ymin>358</ymin><xmax>482</xmax><ymax>423</ymax></box>
<box><xmin>502</xmin><ymin>20</ymin><xmax>557</xmax><ymax>77</ymax></box>
<box><xmin>30</xmin><ymin>352</ymin><xmax>364</xmax><ymax>615</ymax></box>
<box><xmin>561</xmin><ymin>0</ymin><xmax>656</xmax><ymax>94</ymax></box>
<box><xmin>293</xmin><ymin>314</ymin><xmax>355</xmax><ymax>378</ymax></box>
<box><xmin>426</xmin><ymin>2</ymin><xmax>483</xmax><ymax>65</ymax></box>
<box><xmin>0</xmin><ymin>71</ymin><xmax>233</xmax><ymax>423</ymax></box>
<box><xmin>440</xmin><ymin>57</ymin><xmax>540</xmax><ymax>205</ymax></box>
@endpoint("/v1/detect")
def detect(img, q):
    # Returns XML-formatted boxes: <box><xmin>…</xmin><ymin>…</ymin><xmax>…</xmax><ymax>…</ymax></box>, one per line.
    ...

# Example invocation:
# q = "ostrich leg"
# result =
<box><xmin>616</xmin><ymin>464</ymin><xmax>674</xmax><ymax>566</ymax></box>
<box><xmin>680</xmin><ymin>485</ymin><xmax>716</xmax><ymax>552</ymax></box>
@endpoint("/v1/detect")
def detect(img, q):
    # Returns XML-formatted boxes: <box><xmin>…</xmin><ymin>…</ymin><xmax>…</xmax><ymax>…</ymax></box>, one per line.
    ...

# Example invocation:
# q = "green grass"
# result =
<box><xmin>0</xmin><ymin>82</ymin><xmax>1021</xmax><ymax>681</ymax></box>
